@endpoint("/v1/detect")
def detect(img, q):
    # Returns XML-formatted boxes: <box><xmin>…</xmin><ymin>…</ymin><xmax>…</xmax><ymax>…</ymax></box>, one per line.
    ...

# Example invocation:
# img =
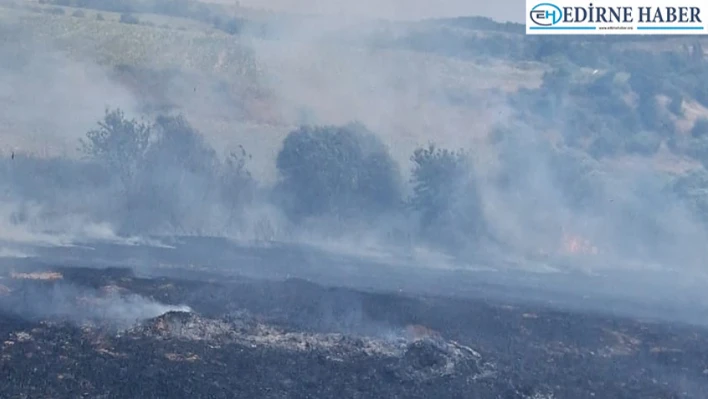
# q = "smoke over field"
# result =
<box><xmin>1</xmin><ymin>0</ymin><xmax>708</xmax><ymax>329</ymax></box>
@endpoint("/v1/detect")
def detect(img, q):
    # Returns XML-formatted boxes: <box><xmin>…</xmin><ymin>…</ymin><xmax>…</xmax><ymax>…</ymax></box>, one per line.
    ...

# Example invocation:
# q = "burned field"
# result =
<box><xmin>1</xmin><ymin>264</ymin><xmax>708</xmax><ymax>398</ymax></box>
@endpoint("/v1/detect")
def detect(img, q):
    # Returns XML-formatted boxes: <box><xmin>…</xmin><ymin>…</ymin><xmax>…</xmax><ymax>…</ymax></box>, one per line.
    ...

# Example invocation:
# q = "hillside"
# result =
<box><xmin>0</xmin><ymin>1</ymin><xmax>546</xmax><ymax>176</ymax></box>
<box><xmin>2</xmin><ymin>1</ymin><xmax>708</xmax><ymax>177</ymax></box>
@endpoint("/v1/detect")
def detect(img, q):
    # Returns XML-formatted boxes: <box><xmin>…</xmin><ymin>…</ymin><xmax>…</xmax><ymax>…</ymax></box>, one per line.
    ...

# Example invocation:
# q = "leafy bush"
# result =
<box><xmin>220</xmin><ymin>145</ymin><xmax>255</xmax><ymax>210</ymax></box>
<box><xmin>123</xmin><ymin>114</ymin><xmax>222</xmax><ymax>232</ymax></box>
<box><xmin>408</xmin><ymin>144</ymin><xmax>485</xmax><ymax>248</ymax></box>
<box><xmin>96</xmin><ymin>13</ymin><xmax>104</xmax><ymax>20</ymax></box>
<box><xmin>76</xmin><ymin>109</ymin><xmax>255</xmax><ymax>234</ymax></box>
<box><xmin>71</xmin><ymin>9</ymin><xmax>85</xmax><ymax>17</ymax></box>
<box><xmin>219</xmin><ymin>18</ymin><xmax>242</xmax><ymax>35</ymax></box>
<box><xmin>79</xmin><ymin>108</ymin><xmax>151</xmax><ymax>191</ymax></box>
<box><xmin>119</xmin><ymin>13</ymin><xmax>139</xmax><ymax>24</ymax></box>
<box><xmin>146</xmin><ymin>114</ymin><xmax>220</xmax><ymax>175</ymax></box>
<box><xmin>275</xmin><ymin>123</ymin><xmax>402</xmax><ymax>221</ymax></box>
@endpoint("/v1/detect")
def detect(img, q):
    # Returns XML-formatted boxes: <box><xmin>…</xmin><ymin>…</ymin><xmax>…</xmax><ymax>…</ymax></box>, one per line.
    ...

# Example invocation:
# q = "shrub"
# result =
<box><xmin>79</xmin><ymin>108</ymin><xmax>151</xmax><ymax>191</ymax></box>
<box><xmin>221</xmin><ymin>18</ymin><xmax>241</xmax><ymax>35</ymax></box>
<box><xmin>408</xmin><ymin>144</ymin><xmax>485</xmax><ymax>248</ymax></box>
<box><xmin>125</xmin><ymin>114</ymin><xmax>223</xmax><ymax>232</ymax></box>
<box><xmin>119</xmin><ymin>13</ymin><xmax>139</xmax><ymax>24</ymax></box>
<box><xmin>275</xmin><ymin>123</ymin><xmax>402</xmax><ymax>221</ymax></box>
<box><xmin>148</xmin><ymin>115</ymin><xmax>218</xmax><ymax>171</ymax></box>
<box><xmin>96</xmin><ymin>13</ymin><xmax>104</xmax><ymax>20</ymax></box>
<box><xmin>71</xmin><ymin>9</ymin><xmax>85</xmax><ymax>17</ymax></box>
<box><xmin>78</xmin><ymin>110</ymin><xmax>254</xmax><ymax>234</ymax></box>
<box><xmin>220</xmin><ymin>145</ymin><xmax>254</xmax><ymax>206</ymax></box>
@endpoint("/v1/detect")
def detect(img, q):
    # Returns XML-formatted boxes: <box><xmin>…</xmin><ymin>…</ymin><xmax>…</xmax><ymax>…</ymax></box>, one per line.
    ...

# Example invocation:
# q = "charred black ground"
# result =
<box><xmin>1</xmin><ymin>256</ymin><xmax>708</xmax><ymax>398</ymax></box>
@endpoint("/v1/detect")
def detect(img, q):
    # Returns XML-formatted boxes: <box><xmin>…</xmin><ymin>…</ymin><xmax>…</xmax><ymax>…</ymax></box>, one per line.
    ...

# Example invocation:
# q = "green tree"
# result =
<box><xmin>79</xmin><ymin>108</ymin><xmax>151</xmax><ymax>191</ymax></box>
<box><xmin>119</xmin><ymin>12</ymin><xmax>139</xmax><ymax>24</ymax></box>
<box><xmin>275</xmin><ymin>123</ymin><xmax>402</xmax><ymax>221</ymax></box>
<box><xmin>409</xmin><ymin>144</ymin><xmax>485</xmax><ymax>248</ymax></box>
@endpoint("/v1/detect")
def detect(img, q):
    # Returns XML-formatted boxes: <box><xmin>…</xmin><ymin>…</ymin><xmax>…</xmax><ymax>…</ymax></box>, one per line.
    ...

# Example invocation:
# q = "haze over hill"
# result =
<box><xmin>1</xmin><ymin>0</ymin><xmax>708</xmax><ymax>325</ymax></box>
<box><xmin>229</xmin><ymin>0</ymin><xmax>526</xmax><ymax>22</ymax></box>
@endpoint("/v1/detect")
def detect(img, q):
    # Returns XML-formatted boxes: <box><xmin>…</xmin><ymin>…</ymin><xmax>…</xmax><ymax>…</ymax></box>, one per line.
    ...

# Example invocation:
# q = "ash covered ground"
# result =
<box><xmin>1</xmin><ymin>239</ymin><xmax>708</xmax><ymax>398</ymax></box>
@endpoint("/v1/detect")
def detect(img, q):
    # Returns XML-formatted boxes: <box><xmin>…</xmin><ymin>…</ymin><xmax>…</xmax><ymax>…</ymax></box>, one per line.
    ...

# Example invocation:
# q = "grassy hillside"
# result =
<box><xmin>0</xmin><ymin>5</ymin><xmax>256</xmax><ymax>77</ymax></box>
<box><xmin>0</xmin><ymin>1</ymin><xmax>547</xmax><ymax>177</ymax></box>
<box><xmin>2</xmin><ymin>0</ymin><xmax>708</xmax><ymax>179</ymax></box>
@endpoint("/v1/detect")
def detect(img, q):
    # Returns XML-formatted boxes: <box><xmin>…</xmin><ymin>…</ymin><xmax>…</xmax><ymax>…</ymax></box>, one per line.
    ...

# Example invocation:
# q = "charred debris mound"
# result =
<box><xmin>1</xmin><ymin>266</ymin><xmax>708</xmax><ymax>398</ymax></box>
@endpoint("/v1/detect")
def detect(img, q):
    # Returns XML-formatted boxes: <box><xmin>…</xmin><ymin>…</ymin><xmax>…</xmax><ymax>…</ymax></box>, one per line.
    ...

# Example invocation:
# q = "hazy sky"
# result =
<box><xmin>234</xmin><ymin>0</ymin><xmax>526</xmax><ymax>22</ymax></box>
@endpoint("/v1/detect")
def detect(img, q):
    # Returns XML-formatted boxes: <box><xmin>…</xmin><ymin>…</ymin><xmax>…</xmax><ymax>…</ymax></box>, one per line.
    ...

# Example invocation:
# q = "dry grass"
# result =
<box><xmin>2</xmin><ymin>5</ymin><xmax>257</xmax><ymax>77</ymax></box>
<box><xmin>0</xmin><ymin>3</ymin><xmax>544</xmax><ymax>178</ymax></box>
<box><xmin>10</xmin><ymin>271</ymin><xmax>64</xmax><ymax>280</ymax></box>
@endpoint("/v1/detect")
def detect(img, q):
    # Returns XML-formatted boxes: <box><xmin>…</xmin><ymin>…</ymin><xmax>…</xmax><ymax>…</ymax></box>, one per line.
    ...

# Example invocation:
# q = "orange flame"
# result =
<box><xmin>561</xmin><ymin>232</ymin><xmax>599</xmax><ymax>255</ymax></box>
<box><xmin>405</xmin><ymin>324</ymin><xmax>441</xmax><ymax>341</ymax></box>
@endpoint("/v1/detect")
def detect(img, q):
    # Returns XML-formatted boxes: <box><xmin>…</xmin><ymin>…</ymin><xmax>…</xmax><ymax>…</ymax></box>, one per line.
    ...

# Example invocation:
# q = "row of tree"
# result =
<box><xmin>71</xmin><ymin>109</ymin><xmax>486</xmax><ymax>250</ymax></box>
<box><xmin>3</xmin><ymin>106</ymin><xmax>706</xmax><ymax>261</ymax></box>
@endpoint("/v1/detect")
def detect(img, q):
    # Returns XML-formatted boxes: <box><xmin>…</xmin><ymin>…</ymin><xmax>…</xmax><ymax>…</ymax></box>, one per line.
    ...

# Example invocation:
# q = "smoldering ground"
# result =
<box><xmin>0</xmin><ymin>2</ymin><xmax>708</xmax><ymax>328</ymax></box>
<box><xmin>0</xmin><ymin>276</ymin><xmax>191</xmax><ymax>328</ymax></box>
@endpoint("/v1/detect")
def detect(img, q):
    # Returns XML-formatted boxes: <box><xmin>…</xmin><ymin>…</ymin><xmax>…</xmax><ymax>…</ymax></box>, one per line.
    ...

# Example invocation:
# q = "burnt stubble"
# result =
<box><xmin>1</xmin><ymin>264</ymin><xmax>707</xmax><ymax>399</ymax></box>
